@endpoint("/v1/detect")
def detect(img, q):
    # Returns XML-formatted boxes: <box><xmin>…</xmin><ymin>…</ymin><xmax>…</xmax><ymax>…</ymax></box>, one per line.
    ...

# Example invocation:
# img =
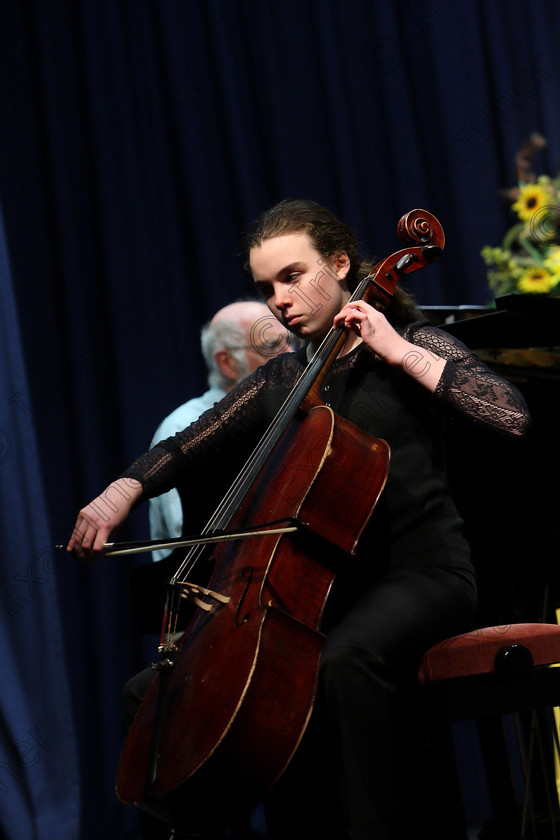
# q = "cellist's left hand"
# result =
<box><xmin>333</xmin><ymin>301</ymin><xmax>447</xmax><ymax>392</ymax></box>
<box><xmin>333</xmin><ymin>301</ymin><xmax>408</xmax><ymax>365</ymax></box>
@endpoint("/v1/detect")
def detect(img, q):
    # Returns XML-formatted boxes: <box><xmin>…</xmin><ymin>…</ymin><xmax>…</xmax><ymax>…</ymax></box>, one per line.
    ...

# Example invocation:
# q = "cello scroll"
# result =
<box><xmin>362</xmin><ymin>208</ymin><xmax>445</xmax><ymax>310</ymax></box>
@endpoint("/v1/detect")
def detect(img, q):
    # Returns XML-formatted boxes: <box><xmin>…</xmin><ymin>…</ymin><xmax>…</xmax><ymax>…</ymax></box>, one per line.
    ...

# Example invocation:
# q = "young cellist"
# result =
<box><xmin>68</xmin><ymin>199</ymin><xmax>530</xmax><ymax>839</ymax></box>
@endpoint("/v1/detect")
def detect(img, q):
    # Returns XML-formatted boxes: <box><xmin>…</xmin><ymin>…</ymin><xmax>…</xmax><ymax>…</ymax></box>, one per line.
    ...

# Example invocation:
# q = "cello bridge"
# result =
<box><xmin>177</xmin><ymin>580</ymin><xmax>231</xmax><ymax>612</ymax></box>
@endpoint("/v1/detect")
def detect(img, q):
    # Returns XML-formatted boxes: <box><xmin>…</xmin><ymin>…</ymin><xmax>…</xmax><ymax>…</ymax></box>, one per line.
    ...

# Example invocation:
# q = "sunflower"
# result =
<box><xmin>512</xmin><ymin>182</ymin><xmax>551</xmax><ymax>222</ymax></box>
<box><xmin>517</xmin><ymin>266</ymin><xmax>555</xmax><ymax>294</ymax></box>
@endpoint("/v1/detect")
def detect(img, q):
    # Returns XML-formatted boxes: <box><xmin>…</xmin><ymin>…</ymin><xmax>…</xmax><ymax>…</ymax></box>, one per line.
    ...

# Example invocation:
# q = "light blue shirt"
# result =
<box><xmin>148</xmin><ymin>386</ymin><xmax>226</xmax><ymax>562</ymax></box>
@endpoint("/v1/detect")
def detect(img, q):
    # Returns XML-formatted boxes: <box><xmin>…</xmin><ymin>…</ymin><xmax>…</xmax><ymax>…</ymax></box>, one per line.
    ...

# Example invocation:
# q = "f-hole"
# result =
<box><xmin>234</xmin><ymin>566</ymin><xmax>253</xmax><ymax>626</ymax></box>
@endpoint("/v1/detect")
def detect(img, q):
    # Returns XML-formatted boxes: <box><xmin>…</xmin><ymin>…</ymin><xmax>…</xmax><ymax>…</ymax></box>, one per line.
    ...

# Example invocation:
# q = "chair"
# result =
<box><xmin>418</xmin><ymin>623</ymin><xmax>560</xmax><ymax>839</ymax></box>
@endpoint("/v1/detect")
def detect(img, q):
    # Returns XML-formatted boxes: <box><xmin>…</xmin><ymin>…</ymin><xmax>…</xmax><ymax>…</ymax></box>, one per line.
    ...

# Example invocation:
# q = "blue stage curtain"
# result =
<box><xmin>0</xmin><ymin>207</ymin><xmax>80</xmax><ymax>839</ymax></box>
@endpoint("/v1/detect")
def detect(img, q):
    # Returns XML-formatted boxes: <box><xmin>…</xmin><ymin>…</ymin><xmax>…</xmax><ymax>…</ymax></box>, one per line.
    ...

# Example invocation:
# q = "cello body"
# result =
<box><xmin>117</xmin><ymin>404</ymin><xmax>389</xmax><ymax>825</ymax></box>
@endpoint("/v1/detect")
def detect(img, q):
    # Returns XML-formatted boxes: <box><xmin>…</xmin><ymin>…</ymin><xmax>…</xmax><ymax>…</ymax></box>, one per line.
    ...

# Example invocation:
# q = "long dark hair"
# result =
<box><xmin>245</xmin><ymin>199</ymin><xmax>423</xmax><ymax>326</ymax></box>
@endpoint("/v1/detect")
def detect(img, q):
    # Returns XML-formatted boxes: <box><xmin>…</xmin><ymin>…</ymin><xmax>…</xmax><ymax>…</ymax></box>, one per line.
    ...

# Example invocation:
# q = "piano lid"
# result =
<box><xmin>422</xmin><ymin>295</ymin><xmax>560</xmax><ymax>349</ymax></box>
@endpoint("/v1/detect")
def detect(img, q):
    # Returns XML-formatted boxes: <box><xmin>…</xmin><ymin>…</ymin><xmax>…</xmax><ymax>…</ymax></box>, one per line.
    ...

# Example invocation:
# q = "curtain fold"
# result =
<box><xmin>0</xmin><ymin>206</ymin><xmax>80</xmax><ymax>840</ymax></box>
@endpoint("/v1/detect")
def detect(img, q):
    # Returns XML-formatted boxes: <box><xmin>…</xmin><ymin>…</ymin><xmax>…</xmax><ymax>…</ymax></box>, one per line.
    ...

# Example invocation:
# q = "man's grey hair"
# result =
<box><xmin>200</xmin><ymin>319</ymin><xmax>250</xmax><ymax>390</ymax></box>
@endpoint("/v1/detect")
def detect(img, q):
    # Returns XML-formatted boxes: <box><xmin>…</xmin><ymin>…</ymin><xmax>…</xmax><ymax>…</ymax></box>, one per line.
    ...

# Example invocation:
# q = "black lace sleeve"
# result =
<box><xmin>120</xmin><ymin>352</ymin><xmax>305</xmax><ymax>498</ymax></box>
<box><xmin>406</xmin><ymin>325</ymin><xmax>531</xmax><ymax>437</ymax></box>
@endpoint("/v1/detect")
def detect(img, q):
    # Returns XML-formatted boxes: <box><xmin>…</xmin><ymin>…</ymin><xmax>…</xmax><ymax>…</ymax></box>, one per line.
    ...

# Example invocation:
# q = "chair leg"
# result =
<box><xmin>425</xmin><ymin>714</ymin><xmax>469</xmax><ymax>840</ymax></box>
<box><xmin>477</xmin><ymin>716</ymin><xmax>522</xmax><ymax>837</ymax></box>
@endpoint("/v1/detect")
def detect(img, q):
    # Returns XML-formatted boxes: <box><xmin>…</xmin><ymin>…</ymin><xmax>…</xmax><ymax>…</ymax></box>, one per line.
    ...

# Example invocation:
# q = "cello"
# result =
<box><xmin>115</xmin><ymin>209</ymin><xmax>445</xmax><ymax>831</ymax></box>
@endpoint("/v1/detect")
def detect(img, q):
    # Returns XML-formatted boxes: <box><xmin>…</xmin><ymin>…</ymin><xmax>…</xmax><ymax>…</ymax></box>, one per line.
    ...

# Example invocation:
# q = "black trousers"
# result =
<box><xmin>123</xmin><ymin>564</ymin><xmax>477</xmax><ymax>840</ymax></box>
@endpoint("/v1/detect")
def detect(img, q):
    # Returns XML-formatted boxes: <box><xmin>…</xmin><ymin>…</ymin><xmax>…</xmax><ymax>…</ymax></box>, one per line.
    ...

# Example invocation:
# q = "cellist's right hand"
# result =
<box><xmin>66</xmin><ymin>477</ymin><xmax>143</xmax><ymax>560</ymax></box>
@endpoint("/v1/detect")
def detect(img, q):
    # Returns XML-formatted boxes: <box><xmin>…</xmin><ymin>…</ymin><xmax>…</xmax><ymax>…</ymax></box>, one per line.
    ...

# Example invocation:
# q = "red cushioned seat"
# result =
<box><xmin>417</xmin><ymin>623</ymin><xmax>560</xmax><ymax>839</ymax></box>
<box><xmin>418</xmin><ymin>623</ymin><xmax>560</xmax><ymax>684</ymax></box>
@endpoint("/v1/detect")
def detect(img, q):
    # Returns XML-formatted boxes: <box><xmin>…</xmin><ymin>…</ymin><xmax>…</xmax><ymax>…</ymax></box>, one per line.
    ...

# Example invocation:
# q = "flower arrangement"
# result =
<box><xmin>481</xmin><ymin>133</ymin><xmax>560</xmax><ymax>298</ymax></box>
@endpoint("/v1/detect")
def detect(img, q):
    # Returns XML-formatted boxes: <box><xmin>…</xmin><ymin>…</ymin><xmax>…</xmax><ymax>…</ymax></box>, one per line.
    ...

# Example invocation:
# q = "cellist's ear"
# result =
<box><xmin>333</xmin><ymin>250</ymin><xmax>350</xmax><ymax>283</ymax></box>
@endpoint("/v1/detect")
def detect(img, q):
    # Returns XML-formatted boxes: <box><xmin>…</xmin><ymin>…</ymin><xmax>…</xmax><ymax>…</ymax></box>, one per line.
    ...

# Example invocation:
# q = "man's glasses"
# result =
<box><xmin>227</xmin><ymin>336</ymin><xmax>289</xmax><ymax>355</ymax></box>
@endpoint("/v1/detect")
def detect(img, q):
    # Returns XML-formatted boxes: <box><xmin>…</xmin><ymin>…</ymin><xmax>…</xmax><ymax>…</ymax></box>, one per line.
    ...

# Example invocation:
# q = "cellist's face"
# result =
<box><xmin>250</xmin><ymin>233</ymin><xmax>351</xmax><ymax>344</ymax></box>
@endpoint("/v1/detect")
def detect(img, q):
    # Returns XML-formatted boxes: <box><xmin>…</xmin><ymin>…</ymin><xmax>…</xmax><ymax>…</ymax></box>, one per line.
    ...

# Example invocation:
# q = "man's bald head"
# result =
<box><xmin>202</xmin><ymin>300</ymin><xmax>293</xmax><ymax>391</ymax></box>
